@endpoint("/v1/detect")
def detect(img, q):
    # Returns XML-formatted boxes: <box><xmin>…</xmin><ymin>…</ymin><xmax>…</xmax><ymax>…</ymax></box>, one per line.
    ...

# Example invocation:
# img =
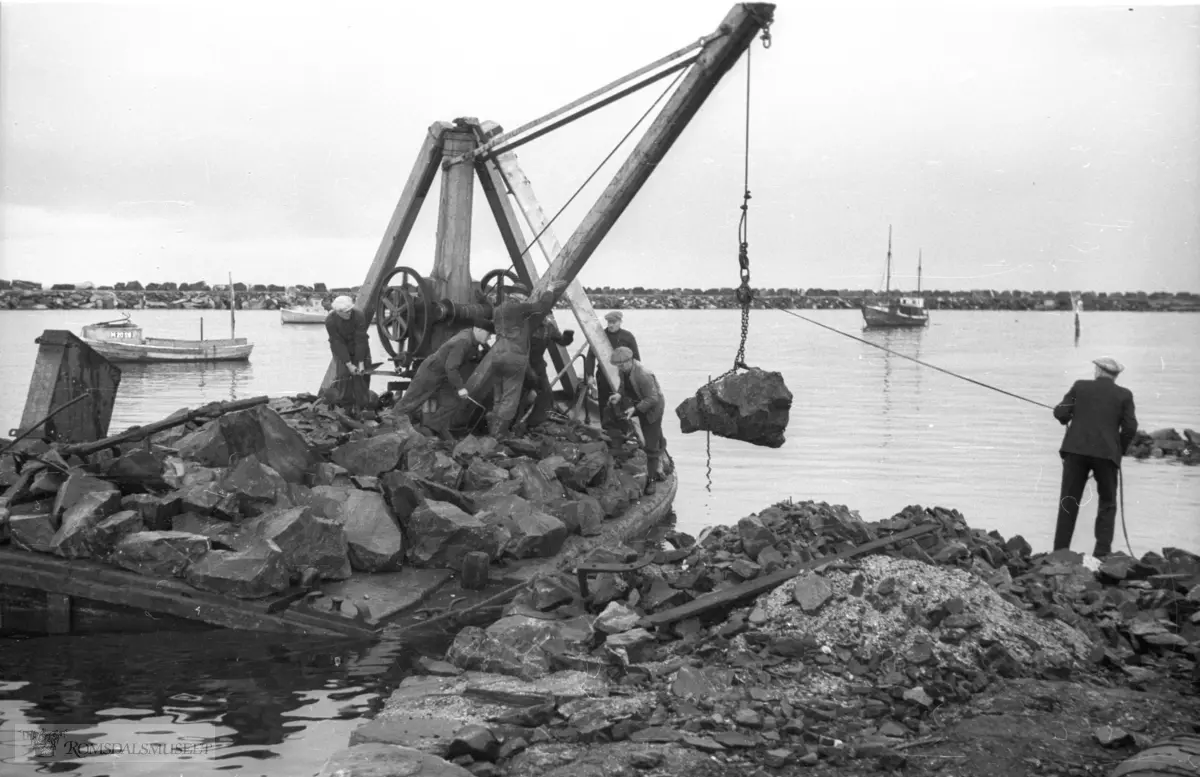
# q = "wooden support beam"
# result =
<box><xmin>428</xmin><ymin>127</ymin><xmax>477</xmax><ymax>350</ymax></box>
<box><xmin>321</xmin><ymin>122</ymin><xmax>452</xmax><ymax>392</ymax></box>
<box><xmin>475</xmin><ymin>139</ymin><xmax>578</xmax><ymax>394</ymax></box>
<box><xmin>481</xmin><ymin>143</ymin><xmax>620</xmax><ymax>396</ymax></box>
<box><xmin>529</xmin><ymin>3</ymin><xmax>774</xmax><ymax>300</ymax></box>
<box><xmin>638</xmin><ymin>522</ymin><xmax>936</xmax><ymax>628</ymax></box>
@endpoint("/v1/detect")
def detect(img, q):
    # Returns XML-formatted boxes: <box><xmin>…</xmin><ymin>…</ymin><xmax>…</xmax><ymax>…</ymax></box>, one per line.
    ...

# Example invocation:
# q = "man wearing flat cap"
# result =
<box><xmin>584</xmin><ymin>310</ymin><xmax>640</xmax><ymax>424</ymax></box>
<box><xmin>1052</xmin><ymin>356</ymin><xmax>1138</xmax><ymax>557</ymax></box>
<box><xmin>609</xmin><ymin>346</ymin><xmax>666</xmax><ymax>495</ymax></box>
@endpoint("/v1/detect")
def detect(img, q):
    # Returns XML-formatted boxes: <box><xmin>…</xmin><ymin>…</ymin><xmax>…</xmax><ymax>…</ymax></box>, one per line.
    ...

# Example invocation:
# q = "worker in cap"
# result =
<box><xmin>465</xmin><ymin>280</ymin><xmax>568</xmax><ymax>439</ymax></box>
<box><xmin>394</xmin><ymin>325</ymin><xmax>492</xmax><ymax>433</ymax></box>
<box><xmin>609</xmin><ymin>346</ymin><xmax>667</xmax><ymax>495</ymax></box>
<box><xmin>515</xmin><ymin>314</ymin><xmax>575</xmax><ymax>433</ymax></box>
<box><xmin>1052</xmin><ymin>356</ymin><xmax>1138</xmax><ymax>558</ymax></box>
<box><xmin>325</xmin><ymin>295</ymin><xmax>373</xmax><ymax>417</ymax></box>
<box><xmin>583</xmin><ymin>310</ymin><xmax>640</xmax><ymax>426</ymax></box>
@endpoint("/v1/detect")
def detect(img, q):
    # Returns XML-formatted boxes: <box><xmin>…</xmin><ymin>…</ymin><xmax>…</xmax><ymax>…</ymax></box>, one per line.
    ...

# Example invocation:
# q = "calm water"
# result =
<box><xmin>2</xmin><ymin>307</ymin><xmax>1199</xmax><ymax>774</ymax></box>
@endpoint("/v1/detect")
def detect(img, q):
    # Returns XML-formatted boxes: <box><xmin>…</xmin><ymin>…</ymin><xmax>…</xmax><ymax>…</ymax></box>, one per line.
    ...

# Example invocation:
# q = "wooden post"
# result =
<box><xmin>482</xmin><ymin>145</ymin><xmax>620</xmax><ymax>396</ymax></box>
<box><xmin>229</xmin><ymin>272</ymin><xmax>236</xmax><ymax>338</ymax></box>
<box><xmin>529</xmin><ymin>3</ymin><xmax>774</xmax><ymax>299</ymax></box>
<box><xmin>46</xmin><ymin>593</ymin><xmax>72</xmax><ymax>634</ymax></box>
<box><xmin>320</xmin><ymin>122</ymin><xmax>451</xmax><ymax>392</ymax></box>
<box><xmin>428</xmin><ymin>126</ymin><xmax>477</xmax><ymax>350</ymax></box>
<box><xmin>18</xmin><ymin>331</ymin><xmax>120</xmax><ymax>444</ymax></box>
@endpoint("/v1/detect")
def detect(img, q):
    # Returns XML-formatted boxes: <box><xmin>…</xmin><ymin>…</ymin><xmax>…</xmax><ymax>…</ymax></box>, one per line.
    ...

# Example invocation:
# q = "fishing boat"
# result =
<box><xmin>80</xmin><ymin>276</ymin><xmax>254</xmax><ymax>362</ymax></box>
<box><xmin>862</xmin><ymin>226</ymin><xmax>929</xmax><ymax>329</ymax></box>
<box><xmin>280</xmin><ymin>305</ymin><xmax>329</xmax><ymax>324</ymax></box>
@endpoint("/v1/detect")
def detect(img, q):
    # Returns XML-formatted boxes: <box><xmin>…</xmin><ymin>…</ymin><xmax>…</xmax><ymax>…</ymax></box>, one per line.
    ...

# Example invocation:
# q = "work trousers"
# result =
<box><xmin>480</xmin><ymin>347</ymin><xmax>529</xmax><ymax>436</ymax></box>
<box><xmin>521</xmin><ymin>366</ymin><xmax>555</xmax><ymax>429</ymax></box>
<box><xmin>639</xmin><ymin>412</ymin><xmax>665</xmax><ymax>482</ymax></box>
<box><xmin>394</xmin><ymin>365</ymin><xmax>445</xmax><ymax>417</ymax></box>
<box><xmin>1054</xmin><ymin>452</ymin><xmax>1119</xmax><ymax>557</ymax></box>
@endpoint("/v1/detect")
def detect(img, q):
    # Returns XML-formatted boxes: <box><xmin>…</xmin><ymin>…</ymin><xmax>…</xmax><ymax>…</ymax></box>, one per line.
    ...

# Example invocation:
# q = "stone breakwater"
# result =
<box><xmin>326</xmin><ymin>501</ymin><xmax>1200</xmax><ymax>777</ymax></box>
<box><xmin>3</xmin><ymin>280</ymin><xmax>1199</xmax><ymax>312</ymax></box>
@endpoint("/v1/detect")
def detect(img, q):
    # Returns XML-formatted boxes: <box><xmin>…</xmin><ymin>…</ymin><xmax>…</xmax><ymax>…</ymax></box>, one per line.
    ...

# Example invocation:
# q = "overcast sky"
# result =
<box><xmin>1</xmin><ymin>1</ymin><xmax>1197</xmax><ymax>293</ymax></box>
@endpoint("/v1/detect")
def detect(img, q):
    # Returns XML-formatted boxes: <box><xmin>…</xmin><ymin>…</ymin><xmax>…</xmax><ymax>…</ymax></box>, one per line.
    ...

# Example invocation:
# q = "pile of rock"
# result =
<box><xmin>335</xmin><ymin>500</ymin><xmax>1199</xmax><ymax>776</ymax></box>
<box><xmin>0</xmin><ymin>397</ymin><xmax>653</xmax><ymax>609</ymax></box>
<box><xmin>1127</xmin><ymin>427</ymin><xmax>1200</xmax><ymax>465</ymax></box>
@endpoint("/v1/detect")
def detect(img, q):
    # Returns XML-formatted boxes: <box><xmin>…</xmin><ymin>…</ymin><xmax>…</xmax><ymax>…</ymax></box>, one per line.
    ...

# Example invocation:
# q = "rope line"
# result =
<box><xmin>761</xmin><ymin>300</ymin><xmax>1055</xmax><ymax>411</ymax></box>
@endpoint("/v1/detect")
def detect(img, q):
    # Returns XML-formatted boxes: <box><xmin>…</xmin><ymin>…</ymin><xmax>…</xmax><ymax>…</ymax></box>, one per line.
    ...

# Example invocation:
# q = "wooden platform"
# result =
<box><xmin>0</xmin><ymin>548</ymin><xmax>382</xmax><ymax>639</ymax></box>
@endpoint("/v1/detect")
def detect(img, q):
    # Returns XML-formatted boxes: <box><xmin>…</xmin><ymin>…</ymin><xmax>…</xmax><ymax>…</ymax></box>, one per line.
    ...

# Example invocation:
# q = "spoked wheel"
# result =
<box><xmin>479</xmin><ymin>268</ymin><xmax>529</xmax><ymax>308</ymax></box>
<box><xmin>375</xmin><ymin>266</ymin><xmax>435</xmax><ymax>368</ymax></box>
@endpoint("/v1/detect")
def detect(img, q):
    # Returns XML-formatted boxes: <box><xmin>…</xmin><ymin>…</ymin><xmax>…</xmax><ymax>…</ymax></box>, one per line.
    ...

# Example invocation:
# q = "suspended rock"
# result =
<box><xmin>675</xmin><ymin>367</ymin><xmax>792</xmax><ymax>448</ymax></box>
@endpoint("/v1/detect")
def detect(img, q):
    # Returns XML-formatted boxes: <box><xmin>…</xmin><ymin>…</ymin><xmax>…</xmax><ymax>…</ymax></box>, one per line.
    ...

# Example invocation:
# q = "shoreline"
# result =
<box><xmin>2</xmin><ymin>284</ymin><xmax>1199</xmax><ymax>313</ymax></box>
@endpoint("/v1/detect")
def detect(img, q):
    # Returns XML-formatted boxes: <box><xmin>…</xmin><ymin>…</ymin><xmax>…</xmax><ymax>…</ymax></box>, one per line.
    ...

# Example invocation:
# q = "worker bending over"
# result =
<box><xmin>584</xmin><ymin>310</ymin><xmax>639</xmax><ymax>425</ymax></box>
<box><xmin>516</xmin><ymin>315</ymin><xmax>575</xmax><ymax>433</ymax></box>
<box><xmin>325</xmin><ymin>295</ymin><xmax>372</xmax><ymax>417</ymax></box>
<box><xmin>608</xmin><ymin>346</ymin><xmax>666</xmax><ymax>496</ymax></box>
<box><xmin>394</xmin><ymin>325</ymin><xmax>491</xmax><ymax>425</ymax></box>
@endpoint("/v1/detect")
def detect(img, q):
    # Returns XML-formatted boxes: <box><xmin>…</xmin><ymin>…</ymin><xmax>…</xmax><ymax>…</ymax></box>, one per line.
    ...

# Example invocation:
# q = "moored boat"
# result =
<box><xmin>862</xmin><ymin>227</ymin><xmax>929</xmax><ymax>329</ymax></box>
<box><xmin>281</xmin><ymin>306</ymin><xmax>329</xmax><ymax>324</ymax></box>
<box><xmin>80</xmin><ymin>316</ymin><xmax>253</xmax><ymax>363</ymax></box>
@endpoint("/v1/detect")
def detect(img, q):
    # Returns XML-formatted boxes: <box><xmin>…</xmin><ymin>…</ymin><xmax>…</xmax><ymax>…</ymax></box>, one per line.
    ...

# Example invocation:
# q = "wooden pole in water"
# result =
<box><xmin>200</xmin><ymin>318</ymin><xmax>204</xmax><ymax>341</ymax></box>
<box><xmin>229</xmin><ymin>272</ymin><xmax>236</xmax><ymax>339</ymax></box>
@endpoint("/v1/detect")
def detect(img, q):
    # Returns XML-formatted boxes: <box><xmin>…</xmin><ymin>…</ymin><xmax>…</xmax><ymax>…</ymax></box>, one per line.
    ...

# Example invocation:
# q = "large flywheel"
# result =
<box><xmin>375</xmin><ymin>266</ymin><xmax>435</xmax><ymax>367</ymax></box>
<box><xmin>480</xmin><ymin>268</ymin><xmax>529</xmax><ymax>307</ymax></box>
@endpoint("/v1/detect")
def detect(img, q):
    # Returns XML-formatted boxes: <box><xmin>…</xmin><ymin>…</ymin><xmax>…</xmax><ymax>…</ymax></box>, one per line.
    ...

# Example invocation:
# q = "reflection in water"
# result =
<box><xmin>0</xmin><ymin>629</ymin><xmax>443</xmax><ymax>775</ymax></box>
<box><xmin>112</xmin><ymin>361</ymin><xmax>252</xmax><ymax>428</ymax></box>
<box><xmin>862</xmin><ymin>328</ymin><xmax>926</xmax><ymax>450</ymax></box>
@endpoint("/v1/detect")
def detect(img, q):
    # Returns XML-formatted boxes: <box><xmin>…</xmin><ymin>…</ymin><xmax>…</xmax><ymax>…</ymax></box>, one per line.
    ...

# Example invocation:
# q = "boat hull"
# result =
<box><xmin>861</xmin><ymin>304</ymin><xmax>928</xmax><ymax>328</ymax></box>
<box><xmin>82</xmin><ymin>336</ymin><xmax>253</xmax><ymax>363</ymax></box>
<box><xmin>280</xmin><ymin>308</ymin><xmax>328</xmax><ymax>324</ymax></box>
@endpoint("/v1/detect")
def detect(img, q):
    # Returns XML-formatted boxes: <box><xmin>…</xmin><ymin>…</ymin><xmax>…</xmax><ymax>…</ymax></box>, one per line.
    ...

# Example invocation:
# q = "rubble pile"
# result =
<box><xmin>1126</xmin><ymin>427</ymin><xmax>1200</xmax><ymax>465</ymax></box>
<box><xmin>0</xmin><ymin>396</ymin><xmax>654</xmax><ymax>612</ymax></box>
<box><xmin>341</xmin><ymin>500</ymin><xmax>1199</xmax><ymax>777</ymax></box>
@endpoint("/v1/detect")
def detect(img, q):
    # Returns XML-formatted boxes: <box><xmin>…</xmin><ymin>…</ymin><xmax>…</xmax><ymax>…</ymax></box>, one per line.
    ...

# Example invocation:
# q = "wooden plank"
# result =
<box><xmin>46</xmin><ymin>593</ymin><xmax>71</xmax><ymax>634</ymax></box>
<box><xmin>474</xmin><ymin>140</ymin><xmax>577</xmax><ymax>393</ymax></box>
<box><xmin>483</xmin><ymin>145</ymin><xmax>621</xmax><ymax>395</ymax></box>
<box><xmin>428</xmin><ymin>127</ymin><xmax>477</xmax><ymax>351</ymax></box>
<box><xmin>321</xmin><ymin>122</ymin><xmax>451</xmax><ymax>392</ymax></box>
<box><xmin>0</xmin><ymin>548</ymin><xmax>377</xmax><ymax>639</ymax></box>
<box><xmin>529</xmin><ymin>3</ymin><xmax>774</xmax><ymax>299</ymax></box>
<box><xmin>18</xmin><ymin>338</ymin><xmax>64</xmax><ymax>434</ymax></box>
<box><xmin>638</xmin><ymin>522</ymin><xmax>937</xmax><ymax>628</ymax></box>
<box><xmin>320</xmin><ymin>568</ymin><xmax>453</xmax><ymax>624</ymax></box>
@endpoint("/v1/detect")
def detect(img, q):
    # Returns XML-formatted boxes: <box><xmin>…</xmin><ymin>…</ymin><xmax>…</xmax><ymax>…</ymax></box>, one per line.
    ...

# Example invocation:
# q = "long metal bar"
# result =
<box><xmin>444</xmin><ymin>32</ymin><xmax>725</xmax><ymax>168</ymax></box>
<box><xmin>530</xmin><ymin>4</ymin><xmax>774</xmax><ymax>299</ymax></box>
<box><xmin>483</xmin><ymin>56</ymin><xmax>697</xmax><ymax>161</ymax></box>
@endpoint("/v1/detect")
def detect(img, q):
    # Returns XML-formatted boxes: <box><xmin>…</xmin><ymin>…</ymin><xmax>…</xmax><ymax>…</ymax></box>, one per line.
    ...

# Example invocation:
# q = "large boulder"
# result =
<box><xmin>9</xmin><ymin>513</ymin><xmax>56</xmax><ymax>553</ymax></box>
<box><xmin>53</xmin><ymin>472</ymin><xmax>118</xmax><ymax>520</ymax></box>
<box><xmin>461</xmin><ymin>460</ymin><xmax>509</xmax><ymax>492</ymax></box>
<box><xmin>407</xmin><ymin>449</ymin><xmax>463</xmax><ymax>489</ymax></box>
<box><xmin>380</xmin><ymin>471</ymin><xmax>424</xmax><ymax>531</ymax></box>
<box><xmin>675</xmin><ymin>367</ymin><xmax>792</xmax><ymax>448</ymax></box>
<box><xmin>120</xmin><ymin>493</ymin><xmax>180</xmax><ymax>531</ymax></box>
<box><xmin>561</xmin><ymin>450</ymin><xmax>609</xmax><ymax>491</ymax></box>
<box><xmin>110</xmin><ymin>531</ymin><xmax>210</xmax><ymax>577</ymax></box>
<box><xmin>169</xmin><ymin>483</ymin><xmax>239</xmax><ymax>520</ymax></box>
<box><xmin>50</xmin><ymin>489</ymin><xmax>126</xmax><ymax>558</ymax></box>
<box><xmin>509</xmin><ymin>458</ymin><xmax>565</xmax><ymax>504</ymax></box>
<box><xmin>340</xmin><ymin>491</ymin><xmax>405</xmax><ymax>572</ymax></box>
<box><xmin>184</xmin><ymin>538</ymin><xmax>289</xmax><ymax>598</ymax></box>
<box><xmin>244</xmin><ymin>507</ymin><xmax>351</xmax><ymax>580</ymax></box>
<box><xmin>407</xmin><ymin>501</ymin><xmax>502</xmax><ymax>568</ymax></box>
<box><xmin>219</xmin><ymin>456</ymin><xmax>287</xmax><ymax>517</ymax></box>
<box><xmin>104</xmin><ymin>449</ymin><xmax>169</xmax><ymax>491</ymax></box>
<box><xmin>476</xmin><ymin>495</ymin><xmax>568</xmax><ymax>559</ymax></box>
<box><xmin>331</xmin><ymin>431</ymin><xmax>418</xmax><ymax>477</ymax></box>
<box><xmin>543</xmin><ymin>496</ymin><xmax>604</xmax><ymax>537</ymax></box>
<box><xmin>446</xmin><ymin>614</ymin><xmax>595</xmax><ymax>680</ymax></box>
<box><xmin>304</xmin><ymin>485</ymin><xmax>356</xmax><ymax>522</ymax></box>
<box><xmin>174</xmin><ymin>405</ymin><xmax>318</xmax><ymax>483</ymax></box>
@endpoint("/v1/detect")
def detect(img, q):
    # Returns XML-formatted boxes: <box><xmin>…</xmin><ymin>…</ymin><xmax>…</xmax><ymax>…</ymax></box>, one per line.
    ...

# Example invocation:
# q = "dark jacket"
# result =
<box><xmin>423</xmin><ymin>329</ymin><xmax>480</xmax><ymax>390</ymax></box>
<box><xmin>325</xmin><ymin>309</ymin><xmax>371</xmax><ymax>366</ymax></box>
<box><xmin>583</xmin><ymin>328</ymin><xmax>640</xmax><ymax>377</ymax></box>
<box><xmin>491</xmin><ymin>290</ymin><xmax>557</xmax><ymax>357</ymax></box>
<box><xmin>1053</xmin><ymin>377</ymin><xmax>1138</xmax><ymax>465</ymax></box>
<box><xmin>618</xmin><ymin>362</ymin><xmax>665</xmax><ymax>425</ymax></box>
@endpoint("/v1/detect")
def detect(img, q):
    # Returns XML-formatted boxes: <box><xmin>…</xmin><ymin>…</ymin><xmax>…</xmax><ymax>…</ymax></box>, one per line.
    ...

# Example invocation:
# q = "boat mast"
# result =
<box><xmin>885</xmin><ymin>225</ymin><xmax>892</xmax><ymax>297</ymax></box>
<box><xmin>229</xmin><ymin>272</ymin><xmax>236</xmax><ymax>339</ymax></box>
<box><xmin>917</xmin><ymin>249</ymin><xmax>922</xmax><ymax>294</ymax></box>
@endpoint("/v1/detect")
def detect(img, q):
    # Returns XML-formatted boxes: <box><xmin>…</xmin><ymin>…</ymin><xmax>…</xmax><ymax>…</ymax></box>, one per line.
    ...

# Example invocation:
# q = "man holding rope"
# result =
<box><xmin>1052</xmin><ymin>356</ymin><xmax>1138</xmax><ymax>558</ymax></box>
